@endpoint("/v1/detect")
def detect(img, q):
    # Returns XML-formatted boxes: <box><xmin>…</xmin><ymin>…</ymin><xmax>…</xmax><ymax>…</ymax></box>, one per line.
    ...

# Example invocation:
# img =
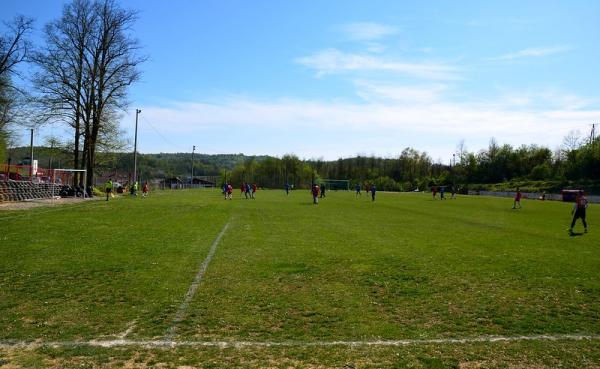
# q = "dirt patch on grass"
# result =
<box><xmin>0</xmin><ymin>197</ymin><xmax>99</xmax><ymax>211</ymax></box>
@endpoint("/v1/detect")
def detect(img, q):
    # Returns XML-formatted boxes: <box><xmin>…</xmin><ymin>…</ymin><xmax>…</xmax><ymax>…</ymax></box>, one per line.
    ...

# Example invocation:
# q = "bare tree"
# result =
<box><xmin>83</xmin><ymin>0</ymin><xmax>144</xmax><ymax>187</ymax></box>
<box><xmin>562</xmin><ymin>130</ymin><xmax>582</xmax><ymax>152</ymax></box>
<box><xmin>33</xmin><ymin>0</ymin><xmax>144</xmax><ymax>187</ymax></box>
<box><xmin>0</xmin><ymin>15</ymin><xmax>33</xmax><ymax>79</ymax></box>
<box><xmin>456</xmin><ymin>139</ymin><xmax>467</xmax><ymax>164</ymax></box>
<box><xmin>33</xmin><ymin>0</ymin><xmax>97</xmax><ymax>184</ymax></box>
<box><xmin>0</xmin><ymin>16</ymin><xmax>33</xmax><ymax>160</ymax></box>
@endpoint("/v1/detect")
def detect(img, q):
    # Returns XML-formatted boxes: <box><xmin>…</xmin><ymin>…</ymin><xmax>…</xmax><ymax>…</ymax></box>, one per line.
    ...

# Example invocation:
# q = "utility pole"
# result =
<box><xmin>29</xmin><ymin>128</ymin><xmax>34</xmax><ymax>181</ymax></box>
<box><xmin>133</xmin><ymin>109</ymin><xmax>141</xmax><ymax>184</ymax></box>
<box><xmin>191</xmin><ymin>145</ymin><xmax>195</xmax><ymax>187</ymax></box>
<box><xmin>591</xmin><ymin>123</ymin><xmax>596</xmax><ymax>145</ymax></box>
<box><xmin>452</xmin><ymin>153</ymin><xmax>456</xmax><ymax>190</ymax></box>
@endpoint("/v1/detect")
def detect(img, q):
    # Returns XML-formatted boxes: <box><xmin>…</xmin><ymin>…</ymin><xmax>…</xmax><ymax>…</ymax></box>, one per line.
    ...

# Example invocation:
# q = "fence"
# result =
<box><xmin>468</xmin><ymin>190</ymin><xmax>600</xmax><ymax>204</ymax></box>
<box><xmin>163</xmin><ymin>183</ymin><xmax>216</xmax><ymax>190</ymax></box>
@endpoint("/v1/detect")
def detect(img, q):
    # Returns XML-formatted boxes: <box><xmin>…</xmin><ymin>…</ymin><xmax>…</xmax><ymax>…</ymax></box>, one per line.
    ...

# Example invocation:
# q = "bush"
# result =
<box><xmin>530</xmin><ymin>163</ymin><xmax>552</xmax><ymax>180</ymax></box>
<box><xmin>466</xmin><ymin>179</ymin><xmax>600</xmax><ymax>195</ymax></box>
<box><xmin>92</xmin><ymin>186</ymin><xmax>105</xmax><ymax>197</ymax></box>
<box><xmin>372</xmin><ymin>176</ymin><xmax>401</xmax><ymax>192</ymax></box>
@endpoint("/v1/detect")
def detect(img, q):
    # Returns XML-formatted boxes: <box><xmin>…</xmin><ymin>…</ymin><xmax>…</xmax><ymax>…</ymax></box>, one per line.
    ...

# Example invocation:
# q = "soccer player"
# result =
<box><xmin>355</xmin><ymin>183</ymin><xmax>361</xmax><ymax>196</ymax></box>
<box><xmin>142</xmin><ymin>181</ymin><xmax>149</xmax><ymax>197</ymax></box>
<box><xmin>371</xmin><ymin>184</ymin><xmax>376</xmax><ymax>201</ymax></box>
<box><xmin>312</xmin><ymin>184</ymin><xmax>319</xmax><ymax>204</ymax></box>
<box><xmin>245</xmin><ymin>182</ymin><xmax>251</xmax><ymax>199</ymax></box>
<box><xmin>569</xmin><ymin>190</ymin><xmax>588</xmax><ymax>234</ymax></box>
<box><xmin>440</xmin><ymin>186</ymin><xmax>446</xmax><ymax>200</ymax></box>
<box><xmin>105</xmin><ymin>178</ymin><xmax>113</xmax><ymax>201</ymax></box>
<box><xmin>252</xmin><ymin>183</ymin><xmax>257</xmax><ymax>199</ymax></box>
<box><xmin>320</xmin><ymin>184</ymin><xmax>326</xmax><ymax>198</ymax></box>
<box><xmin>285</xmin><ymin>182</ymin><xmax>290</xmax><ymax>195</ymax></box>
<box><xmin>432</xmin><ymin>186</ymin><xmax>437</xmax><ymax>199</ymax></box>
<box><xmin>241</xmin><ymin>183</ymin><xmax>246</xmax><ymax>198</ymax></box>
<box><xmin>513</xmin><ymin>188</ymin><xmax>522</xmax><ymax>209</ymax></box>
<box><xmin>450</xmin><ymin>185</ymin><xmax>456</xmax><ymax>199</ymax></box>
<box><xmin>227</xmin><ymin>184</ymin><xmax>233</xmax><ymax>200</ymax></box>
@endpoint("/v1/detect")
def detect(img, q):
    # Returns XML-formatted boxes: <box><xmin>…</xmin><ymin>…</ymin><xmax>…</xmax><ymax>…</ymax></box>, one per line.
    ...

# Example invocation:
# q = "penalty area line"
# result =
<box><xmin>165</xmin><ymin>221</ymin><xmax>230</xmax><ymax>339</ymax></box>
<box><xmin>1</xmin><ymin>334</ymin><xmax>600</xmax><ymax>350</ymax></box>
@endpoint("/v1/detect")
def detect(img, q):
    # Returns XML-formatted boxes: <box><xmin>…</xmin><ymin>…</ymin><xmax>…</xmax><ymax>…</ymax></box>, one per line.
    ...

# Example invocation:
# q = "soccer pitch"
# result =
<box><xmin>1</xmin><ymin>190</ymin><xmax>599</xmax><ymax>368</ymax></box>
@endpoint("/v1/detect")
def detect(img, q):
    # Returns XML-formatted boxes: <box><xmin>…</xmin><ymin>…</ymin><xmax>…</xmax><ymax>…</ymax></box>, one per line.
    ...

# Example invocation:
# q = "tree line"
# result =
<box><xmin>224</xmin><ymin>137</ymin><xmax>600</xmax><ymax>192</ymax></box>
<box><xmin>7</xmin><ymin>134</ymin><xmax>599</xmax><ymax>192</ymax></box>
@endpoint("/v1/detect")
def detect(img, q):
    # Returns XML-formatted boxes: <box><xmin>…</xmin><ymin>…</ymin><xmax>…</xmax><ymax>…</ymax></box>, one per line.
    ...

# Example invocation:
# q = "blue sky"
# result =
<box><xmin>4</xmin><ymin>0</ymin><xmax>600</xmax><ymax>161</ymax></box>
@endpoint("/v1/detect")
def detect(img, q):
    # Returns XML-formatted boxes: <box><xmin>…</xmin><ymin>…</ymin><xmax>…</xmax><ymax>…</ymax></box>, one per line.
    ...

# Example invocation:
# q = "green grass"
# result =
<box><xmin>0</xmin><ymin>189</ymin><xmax>599</xmax><ymax>368</ymax></box>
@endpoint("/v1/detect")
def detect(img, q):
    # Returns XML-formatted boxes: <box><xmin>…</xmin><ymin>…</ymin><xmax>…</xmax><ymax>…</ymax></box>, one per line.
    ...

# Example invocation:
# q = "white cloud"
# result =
<box><xmin>134</xmin><ymin>94</ymin><xmax>598</xmax><ymax>160</ymax></box>
<box><xmin>496</xmin><ymin>89</ymin><xmax>597</xmax><ymax>110</ymax></box>
<box><xmin>295</xmin><ymin>49</ymin><xmax>459</xmax><ymax>80</ymax></box>
<box><xmin>337</xmin><ymin>22</ymin><xmax>398</xmax><ymax>41</ymax></box>
<box><xmin>486</xmin><ymin>46</ymin><xmax>570</xmax><ymax>61</ymax></box>
<box><xmin>365</xmin><ymin>42</ymin><xmax>386</xmax><ymax>53</ymax></box>
<box><xmin>353</xmin><ymin>80</ymin><xmax>446</xmax><ymax>104</ymax></box>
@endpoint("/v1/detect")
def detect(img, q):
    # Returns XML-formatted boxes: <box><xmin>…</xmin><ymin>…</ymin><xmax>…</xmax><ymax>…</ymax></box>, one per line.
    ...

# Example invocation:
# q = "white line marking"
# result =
<box><xmin>166</xmin><ymin>222</ymin><xmax>230</xmax><ymax>339</ymax></box>
<box><xmin>1</xmin><ymin>334</ymin><xmax>599</xmax><ymax>350</ymax></box>
<box><xmin>117</xmin><ymin>320</ymin><xmax>137</xmax><ymax>339</ymax></box>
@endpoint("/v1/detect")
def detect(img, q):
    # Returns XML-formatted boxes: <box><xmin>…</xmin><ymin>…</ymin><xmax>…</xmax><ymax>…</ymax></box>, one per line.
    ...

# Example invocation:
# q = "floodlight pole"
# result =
<box><xmin>29</xmin><ymin>128</ymin><xmax>34</xmax><ymax>181</ymax></box>
<box><xmin>133</xmin><ymin>109</ymin><xmax>141</xmax><ymax>184</ymax></box>
<box><xmin>452</xmin><ymin>153</ymin><xmax>456</xmax><ymax>189</ymax></box>
<box><xmin>191</xmin><ymin>145</ymin><xmax>195</xmax><ymax>187</ymax></box>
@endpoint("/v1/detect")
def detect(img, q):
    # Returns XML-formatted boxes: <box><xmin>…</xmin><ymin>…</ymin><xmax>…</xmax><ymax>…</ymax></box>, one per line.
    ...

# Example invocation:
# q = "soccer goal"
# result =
<box><xmin>52</xmin><ymin>169</ymin><xmax>88</xmax><ymax>198</ymax></box>
<box><xmin>321</xmin><ymin>179</ymin><xmax>350</xmax><ymax>191</ymax></box>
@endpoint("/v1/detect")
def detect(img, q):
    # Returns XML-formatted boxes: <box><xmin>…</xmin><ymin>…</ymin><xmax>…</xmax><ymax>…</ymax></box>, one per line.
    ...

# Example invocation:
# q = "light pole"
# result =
<box><xmin>452</xmin><ymin>153</ymin><xmax>457</xmax><ymax>193</ymax></box>
<box><xmin>191</xmin><ymin>145</ymin><xmax>195</xmax><ymax>187</ymax></box>
<box><xmin>29</xmin><ymin>128</ymin><xmax>34</xmax><ymax>182</ymax></box>
<box><xmin>133</xmin><ymin>109</ymin><xmax>141</xmax><ymax>184</ymax></box>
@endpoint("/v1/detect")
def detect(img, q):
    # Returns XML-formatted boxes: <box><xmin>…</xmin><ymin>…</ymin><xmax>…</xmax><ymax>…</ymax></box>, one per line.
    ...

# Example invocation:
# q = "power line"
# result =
<box><xmin>139</xmin><ymin>115</ymin><xmax>189</xmax><ymax>152</ymax></box>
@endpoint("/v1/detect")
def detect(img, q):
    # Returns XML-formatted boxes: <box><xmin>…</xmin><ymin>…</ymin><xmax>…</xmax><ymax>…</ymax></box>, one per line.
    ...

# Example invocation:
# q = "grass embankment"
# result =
<box><xmin>468</xmin><ymin>179</ymin><xmax>600</xmax><ymax>194</ymax></box>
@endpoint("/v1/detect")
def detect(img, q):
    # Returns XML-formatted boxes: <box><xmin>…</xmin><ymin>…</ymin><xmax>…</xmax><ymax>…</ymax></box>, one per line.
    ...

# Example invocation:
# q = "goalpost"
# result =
<box><xmin>52</xmin><ymin>169</ymin><xmax>88</xmax><ymax>199</ymax></box>
<box><xmin>321</xmin><ymin>179</ymin><xmax>350</xmax><ymax>191</ymax></box>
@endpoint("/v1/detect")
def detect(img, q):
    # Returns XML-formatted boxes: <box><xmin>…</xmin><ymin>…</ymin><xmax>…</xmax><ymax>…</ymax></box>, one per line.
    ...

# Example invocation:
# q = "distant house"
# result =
<box><xmin>163</xmin><ymin>177</ymin><xmax>184</xmax><ymax>189</ymax></box>
<box><xmin>96</xmin><ymin>171</ymin><xmax>129</xmax><ymax>186</ymax></box>
<box><xmin>191</xmin><ymin>177</ymin><xmax>215</xmax><ymax>187</ymax></box>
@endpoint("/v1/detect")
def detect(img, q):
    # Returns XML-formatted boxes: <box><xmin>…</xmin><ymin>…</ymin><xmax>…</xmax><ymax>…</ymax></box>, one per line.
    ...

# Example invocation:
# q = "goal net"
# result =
<box><xmin>0</xmin><ymin>167</ymin><xmax>88</xmax><ymax>202</ymax></box>
<box><xmin>52</xmin><ymin>169</ymin><xmax>88</xmax><ymax>198</ymax></box>
<box><xmin>321</xmin><ymin>179</ymin><xmax>350</xmax><ymax>191</ymax></box>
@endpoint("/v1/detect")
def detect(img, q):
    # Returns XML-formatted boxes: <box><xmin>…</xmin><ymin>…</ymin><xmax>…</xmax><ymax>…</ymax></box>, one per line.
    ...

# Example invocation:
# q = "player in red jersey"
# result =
<box><xmin>227</xmin><ymin>184</ymin><xmax>233</xmax><ymax>200</ymax></box>
<box><xmin>569</xmin><ymin>190</ymin><xmax>588</xmax><ymax>234</ymax></box>
<box><xmin>312</xmin><ymin>184</ymin><xmax>319</xmax><ymax>204</ymax></box>
<box><xmin>512</xmin><ymin>188</ymin><xmax>522</xmax><ymax>209</ymax></box>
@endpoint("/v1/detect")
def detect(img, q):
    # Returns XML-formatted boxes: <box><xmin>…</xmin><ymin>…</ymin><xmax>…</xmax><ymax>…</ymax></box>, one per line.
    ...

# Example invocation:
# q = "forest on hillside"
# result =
<box><xmin>6</xmin><ymin>135</ymin><xmax>600</xmax><ymax>193</ymax></box>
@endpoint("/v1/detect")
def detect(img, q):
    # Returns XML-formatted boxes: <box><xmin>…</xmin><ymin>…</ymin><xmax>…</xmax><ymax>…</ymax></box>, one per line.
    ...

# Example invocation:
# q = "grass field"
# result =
<box><xmin>0</xmin><ymin>189</ymin><xmax>599</xmax><ymax>368</ymax></box>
